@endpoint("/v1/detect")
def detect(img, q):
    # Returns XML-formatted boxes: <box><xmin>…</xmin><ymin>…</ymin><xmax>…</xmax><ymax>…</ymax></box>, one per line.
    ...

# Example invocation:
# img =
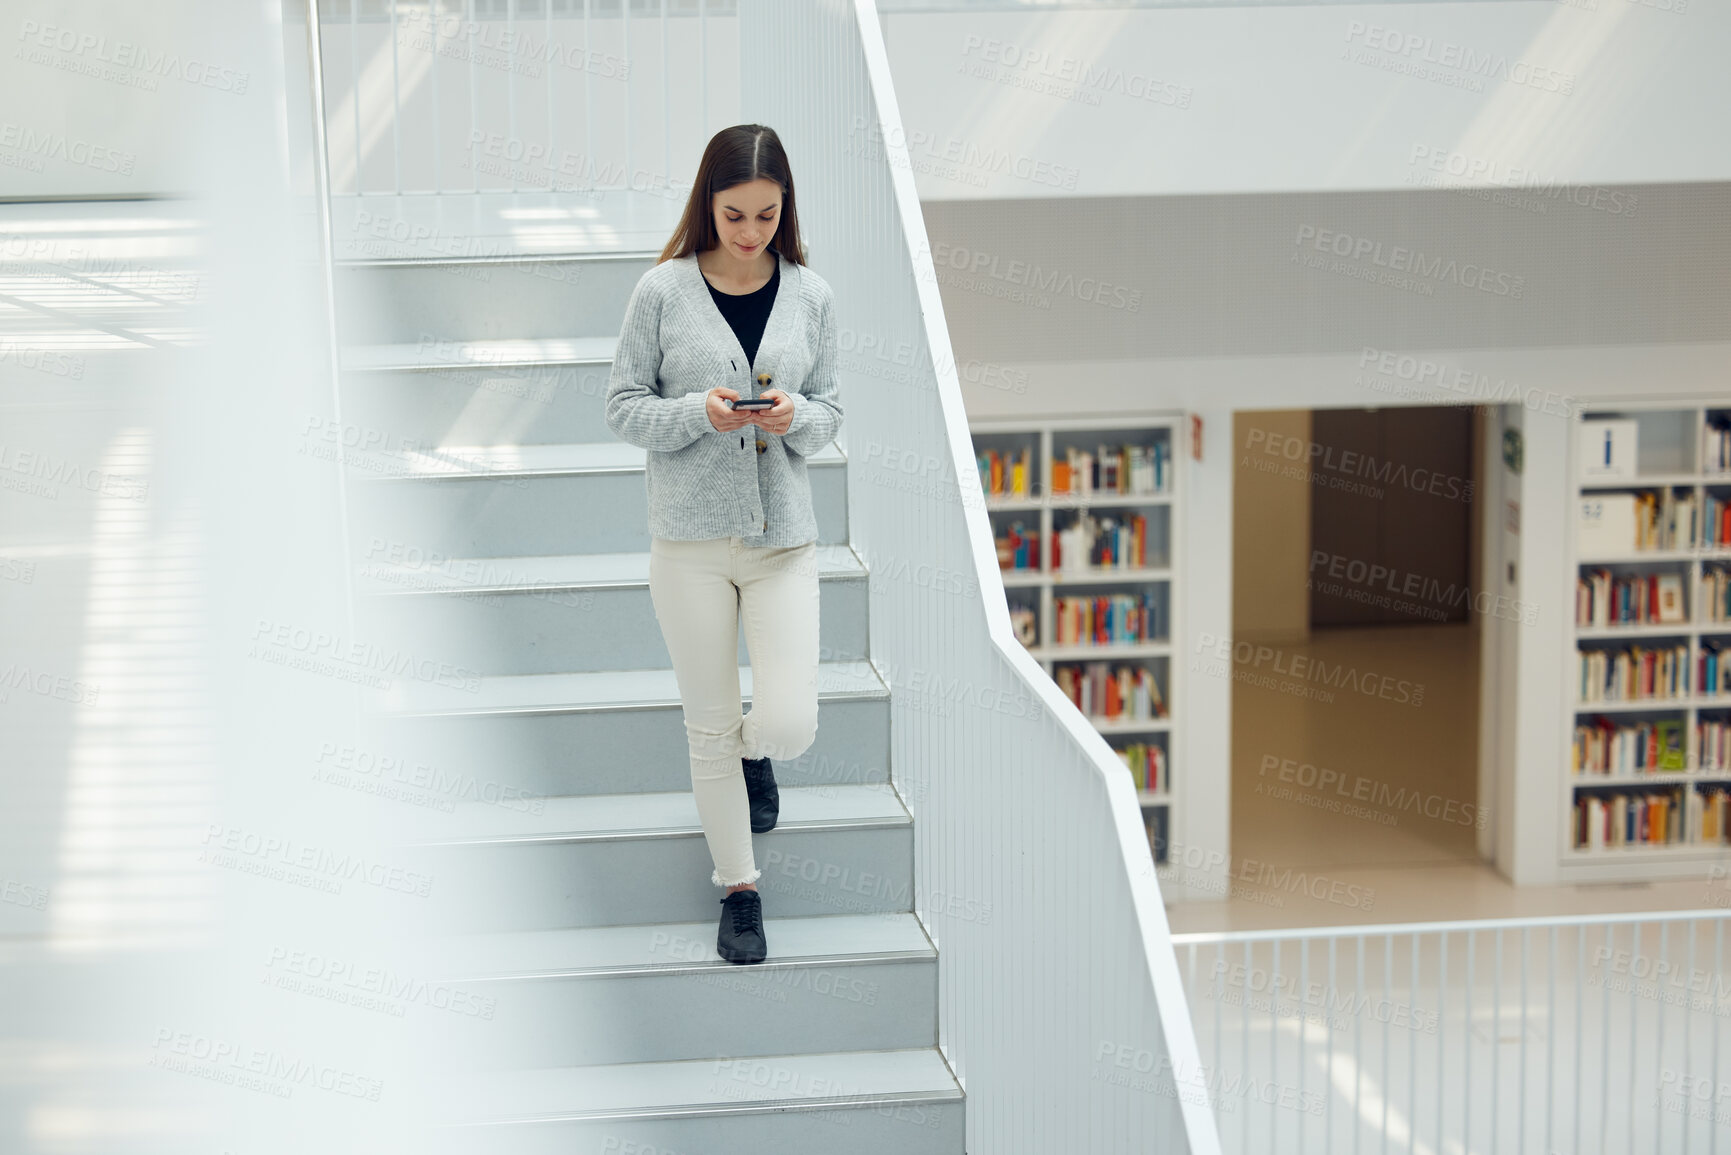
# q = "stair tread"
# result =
<box><xmin>383</xmin><ymin>658</ymin><xmax>884</xmax><ymax>716</ymax></box>
<box><xmin>409</xmin><ymin>781</ymin><xmax>907</xmax><ymax>845</ymax></box>
<box><xmin>449</xmin><ymin>1046</ymin><xmax>961</xmax><ymax>1122</ymax></box>
<box><xmin>364</xmin><ymin>438</ymin><xmax>846</xmax><ymax>480</ymax></box>
<box><xmin>430</xmin><ymin>912</ymin><xmax>932</xmax><ymax>979</ymax></box>
<box><xmin>343</xmin><ymin>335</ymin><xmax>618</xmax><ymax>371</ymax></box>
<box><xmin>359</xmin><ymin>543</ymin><xmax>865</xmax><ymax>595</ymax></box>
<box><xmin>332</xmin><ymin>189</ymin><xmax>679</xmax><ymax>261</ymax></box>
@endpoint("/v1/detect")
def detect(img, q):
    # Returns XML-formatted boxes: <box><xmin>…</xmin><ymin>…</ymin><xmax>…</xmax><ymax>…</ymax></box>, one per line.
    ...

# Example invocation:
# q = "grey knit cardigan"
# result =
<box><xmin>604</xmin><ymin>249</ymin><xmax>845</xmax><ymax>548</ymax></box>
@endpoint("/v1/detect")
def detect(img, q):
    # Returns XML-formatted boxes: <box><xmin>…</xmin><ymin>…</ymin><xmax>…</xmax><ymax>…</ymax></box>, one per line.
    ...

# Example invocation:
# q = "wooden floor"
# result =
<box><xmin>1167</xmin><ymin>621</ymin><xmax>1731</xmax><ymax>933</ymax></box>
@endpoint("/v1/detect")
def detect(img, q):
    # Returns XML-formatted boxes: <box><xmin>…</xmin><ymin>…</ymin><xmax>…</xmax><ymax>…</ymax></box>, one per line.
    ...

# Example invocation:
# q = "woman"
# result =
<box><xmin>604</xmin><ymin>124</ymin><xmax>844</xmax><ymax>966</ymax></box>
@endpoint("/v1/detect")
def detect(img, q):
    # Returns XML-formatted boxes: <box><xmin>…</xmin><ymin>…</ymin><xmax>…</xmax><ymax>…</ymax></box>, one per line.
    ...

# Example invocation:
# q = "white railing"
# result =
<box><xmin>313</xmin><ymin>0</ymin><xmax>735</xmax><ymax>198</ymax></box>
<box><xmin>741</xmin><ymin>2</ymin><xmax>1219</xmax><ymax>1151</ymax></box>
<box><xmin>1174</xmin><ymin>910</ymin><xmax>1731</xmax><ymax>1154</ymax></box>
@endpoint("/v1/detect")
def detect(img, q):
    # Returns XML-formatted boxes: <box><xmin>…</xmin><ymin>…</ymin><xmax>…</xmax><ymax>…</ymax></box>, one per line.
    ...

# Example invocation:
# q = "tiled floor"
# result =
<box><xmin>1166</xmin><ymin>622</ymin><xmax>1731</xmax><ymax>935</ymax></box>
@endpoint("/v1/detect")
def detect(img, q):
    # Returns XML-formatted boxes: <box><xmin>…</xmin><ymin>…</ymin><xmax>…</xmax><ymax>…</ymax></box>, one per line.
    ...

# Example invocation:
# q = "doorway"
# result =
<box><xmin>1227</xmin><ymin>406</ymin><xmax>1488</xmax><ymax>917</ymax></box>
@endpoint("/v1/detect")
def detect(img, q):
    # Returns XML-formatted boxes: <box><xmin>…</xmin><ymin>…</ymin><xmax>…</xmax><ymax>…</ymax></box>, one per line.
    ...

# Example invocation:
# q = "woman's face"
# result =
<box><xmin>711</xmin><ymin>177</ymin><xmax>782</xmax><ymax>262</ymax></box>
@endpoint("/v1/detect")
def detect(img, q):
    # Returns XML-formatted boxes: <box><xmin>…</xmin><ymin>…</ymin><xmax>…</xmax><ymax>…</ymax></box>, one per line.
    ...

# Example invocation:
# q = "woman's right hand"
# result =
<box><xmin>705</xmin><ymin>388</ymin><xmax>757</xmax><ymax>433</ymax></box>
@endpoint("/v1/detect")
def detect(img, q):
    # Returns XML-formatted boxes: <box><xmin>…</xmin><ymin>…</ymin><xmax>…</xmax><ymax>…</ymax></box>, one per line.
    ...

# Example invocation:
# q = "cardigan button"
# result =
<box><xmin>755</xmin><ymin>439</ymin><xmax>767</xmax><ymax>454</ymax></box>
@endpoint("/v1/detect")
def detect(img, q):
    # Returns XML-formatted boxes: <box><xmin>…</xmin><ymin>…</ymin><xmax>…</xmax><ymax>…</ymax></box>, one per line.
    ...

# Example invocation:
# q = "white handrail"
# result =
<box><xmin>1175</xmin><ymin>907</ymin><xmax>1731</xmax><ymax>944</ymax></box>
<box><xmin>302</xmin><ymin>0</ymin><xmax>358</xmax><ymax>649</ymax></box>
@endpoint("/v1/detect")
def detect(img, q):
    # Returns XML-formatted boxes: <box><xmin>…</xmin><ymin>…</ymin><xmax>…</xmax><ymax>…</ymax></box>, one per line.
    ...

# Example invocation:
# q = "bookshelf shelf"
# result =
<box><xmin>971</xmin><ymin>414</ymin><xmax>1184</xmax><ymax>865</ymax></box>
<box><xmin>1574</xmin><ymin>771</ymin><xmax>1731</xmax><ymax>785</ymax></box>
<box><xmin>1575</xmin><ymin>624</ymin><xmax>1693</xmax><ymax>640</ymax></box>
<box><xmin>1000</xmin><ymin>566</ymin><xmax>1175</xmax><ymax>587</ymax></box>
<box><xmin>1564</xmin><ymin>842</ymin><xmax>1731</xmax><ymax>863</ymax></box>
<box><xmin>998</xmin><ymin>570</ymin><xmax>1046</xmax><ymax>588</ymax></box>
<box><xmin>1565</xmin><ymin>403</ymin><xmax>1731</xmax><ymax>873</ymax></box>
<box><xmin>1051</xmin><ymin>565</ymin><xmax>1174</xmax><ymax>583</ymax></box>
<box><xmin>1581</xmin><ymin>550</ymin><xmax>1716</xmax><ymax>564</ymax></box>
<box><xmin>1089</xmin><ymin>716</ymin><xmax>1174</xmax><ymax>734</ymax></box>
<box><xmin>1046</xmin><ymin>495</ymin><xmax>1175</xmax><ymax>509</ymax></box>
<box><xmin>1574</xmin><ymin>697</ymin><xmax>1693</xmax><ymax>711</ymax></box>
<box><xmin>1580</xmin><ymin>472</ymin><xmax>1703</xmax><ymax>490</ymax></box>
<box><xmin>982</xmin><ymin>494</ymin><xmax>1175</xmax><ymax>510</ymax></box>
<box><xmin>1030</xmin><ymin>641</ymin><xmax>1173</xmax><ymax>660</ymax></box>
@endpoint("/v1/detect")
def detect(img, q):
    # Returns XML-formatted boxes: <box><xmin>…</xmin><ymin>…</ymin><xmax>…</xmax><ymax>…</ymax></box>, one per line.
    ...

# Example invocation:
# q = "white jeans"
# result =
<box><xmin>647</xmin><ymin>535</ymin><xmax>821</xmax><ymax>887</ymax></box>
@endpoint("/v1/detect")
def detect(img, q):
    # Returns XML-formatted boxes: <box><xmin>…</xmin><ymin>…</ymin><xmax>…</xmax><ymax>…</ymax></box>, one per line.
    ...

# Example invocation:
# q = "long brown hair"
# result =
<box><xmin>658</xmin><ymin>124</ymin><xmax>806</xmax><ymax>266</ymax></box>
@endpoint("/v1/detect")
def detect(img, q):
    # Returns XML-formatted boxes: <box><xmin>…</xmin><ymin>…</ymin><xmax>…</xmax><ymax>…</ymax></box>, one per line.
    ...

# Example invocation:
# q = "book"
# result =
<box><xmin>978</xmin><ymin>446</ymin><xmax>1036</xmax><ymax>500</ymax></box>
<box><xmin>1580</xmin><ymin>419</ymin><xmax>1638</xmax><ymax>480</ymax></box>
<box><xmin>1116</xmin><ymin>741</ymin><xmax>1166</xmax><ymax>794</ymax></box>
<box><xmin>1572</xmin><ymin>785</ymin><xmax>1708</xmax><ymax>850</ymax></box>
<box><xmin>1705</xmin><ymin>566</ymin><xmax>1731</xmax><ymax>622</ymax></box>
<box><xmin>1656</xmin><ymin>574</ymin><xmax>1686</xmax><ymax>623</ymax></box>
<box><xmin>1578</xmin><ymin>494</ymin><xmax>1638</xmax><ymax>555</ymax></box>
<box><xmin>1056</xmin><ymin>661</ymin><xmax>1168</xmax><ymax>722</ymax></box>
<box><xmin>1702</xmin><ymin>640</ymin><xmax>1731</xmax><ymax>698</ymax></box>
<box><xmin>1052</xmin><ymin>440</ymin><xmax>1170</xmax><ymax>497</ymax></box>
<box><xmin>1706</xmin><ymin>415</ymin><xmax>1731</xmax><ymax>475</ymax></box>
<box><xmin>1054</xmin><ymin>591</ymin><xmax>1166</xmax><ymax>647</ymax></box>
<box><xmin>1701</xmin><ymin>717</ymin><xmax>1731</xmax><ymax>770</ymax></box>
<box><xmin>995</xmin><ymin>519</ymin><xmax>1041</xmax><ymax>571</ymax></box>
<box><xmin>1577</xmin><ymin>642</ymin><xmax>1690</xmax><ymax>702</ymax></box>
<box><xmin>1655</xmin><ymin>719</ymin><xmax>1687</xmax><ymax>771</ymax></box>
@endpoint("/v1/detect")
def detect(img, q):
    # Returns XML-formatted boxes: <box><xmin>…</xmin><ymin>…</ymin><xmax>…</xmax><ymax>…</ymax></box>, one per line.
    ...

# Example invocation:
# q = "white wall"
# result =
<box><xmin>882</xmin><ymin>2</ymin><xmax>1728</xmax><ymax>199</ymax></box>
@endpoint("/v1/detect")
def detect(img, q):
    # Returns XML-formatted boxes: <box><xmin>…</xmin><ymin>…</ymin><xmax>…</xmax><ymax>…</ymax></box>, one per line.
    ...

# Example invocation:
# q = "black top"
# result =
<box><xmin>703</xmin><ymin>257</ymin><xmax>780</xmax><ymax>371</ymax></box>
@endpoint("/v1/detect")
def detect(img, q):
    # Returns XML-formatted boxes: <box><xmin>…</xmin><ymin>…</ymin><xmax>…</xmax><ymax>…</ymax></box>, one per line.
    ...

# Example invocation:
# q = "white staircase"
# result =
<box><xmin>332</xmin><ymin>238</ymin><xmax>966</xmax><ymax>1152</ymax></box>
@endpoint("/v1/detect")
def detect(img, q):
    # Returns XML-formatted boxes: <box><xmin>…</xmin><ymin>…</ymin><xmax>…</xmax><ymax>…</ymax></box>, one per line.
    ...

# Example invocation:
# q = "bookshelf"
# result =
<box><xmin>1565</xmin><ymin>403</ymin><xmax>1731</xmax><ymax>877</ymax></box>
<box><xmin>970</xmin><ymin>415</ymin><xmax>1182</xmax><ymax>865</ymax></box>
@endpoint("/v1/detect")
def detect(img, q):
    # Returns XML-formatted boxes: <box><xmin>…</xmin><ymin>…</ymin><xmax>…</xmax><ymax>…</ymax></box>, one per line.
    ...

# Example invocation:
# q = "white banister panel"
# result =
<box><xmin>741</xmin><ymin>2</ymin><xmax>1219</xmax><ymax>1150</ymax></box>
<box><xmin>1176</xmin><ymin>911</ymin><xmax>1731</xmax><ymax>1154</ymax></box>
<box><xmin>312</xmin><ymin>0</ymin><xmax>737</xmax><ymax>197</ymax></box>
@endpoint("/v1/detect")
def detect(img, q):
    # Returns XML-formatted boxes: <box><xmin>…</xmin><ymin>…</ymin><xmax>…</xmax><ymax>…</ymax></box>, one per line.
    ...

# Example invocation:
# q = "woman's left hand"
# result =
<box><xmin>750</xmin><ymin>390</ymin><xmax>795</xmax><ymax>436</ymax></box>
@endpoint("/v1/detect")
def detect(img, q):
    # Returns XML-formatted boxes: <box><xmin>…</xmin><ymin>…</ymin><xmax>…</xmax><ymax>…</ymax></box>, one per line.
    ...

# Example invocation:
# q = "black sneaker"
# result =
<box><xmin>717</xmin><ymin>890</ymin><xmax>767</xmax><ymax>965</ymax></box>
<box><xmin>742</xmin><ymin>755</ymin><xmax>780</xmax><ymax>833</ymax></box>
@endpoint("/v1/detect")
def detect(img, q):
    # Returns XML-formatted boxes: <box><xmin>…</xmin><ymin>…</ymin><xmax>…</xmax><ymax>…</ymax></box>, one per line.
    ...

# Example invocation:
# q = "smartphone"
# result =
<box><xmin>728</xmin><ymin>398</ymin><xmax>776</xmax><ymax>410</ymax></box>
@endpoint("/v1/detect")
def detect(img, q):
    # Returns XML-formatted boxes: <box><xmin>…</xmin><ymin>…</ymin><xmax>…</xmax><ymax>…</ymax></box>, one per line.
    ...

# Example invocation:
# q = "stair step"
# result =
<box><xmin>357</xmin><ymin>544</ymin><xmax>870</xmax><ymax>675</ymax></box>
<box><xmin>402</xmin><ymin>784</ymin><xmax>914</xmax><ymax>931</ymax></box>
<box><xmin>343</xmin><ymin>336</ymin><xmax>618</xmax><ymax>373</ymax></box>
<box><xmin>359</xmin><ymin>690</ymin><xmax>892</xmax><ymax>798</ymax></box>
<box><xmin>365</xmin><ymin>439</ymin><xmax>844</xmax><ymax>481</ymax></box>
<box><xmin>330</xmin><ymin>214</ymin><xmax>659</xmax><ymax>343</ymax></box>
<box><xmin>460</xmin><ymin>1046</ymin><xmax>961</xmax><ymax>1118</ymax></box>
<box><xmin>403</xmin><ymin>914</ymin><xmax>938</xmax><ymax>1068</ymax></box>
<box><xmin>432</xmin><ymin>911</ymin><xmax>932</xmax><ymax>980</ymax></box>
<box><xmin>347</xmin><ymin>440</ymin><xmax>850</xmax><ymax>556</ymax></box>
<box><xmin>331</xmin><ymin>189</ymin><xmax>678</xmax><ymax>261</ymax></box>
<box><xmin>380</xmin><ymin>658</ymin><xmax>884</xmax><ymax>718</ymax></box>
<box><xmin>428</xmin><ymin>1047</ymin><xmax>964</xmax><ymax>1154</ymax></box>
<box><xmin>341</xmin><ymin>355</ymin><xmax>617</xmax><ymax>447</ymax></box>
<box><xmin>410</xmin><ymin>782</ymin><xmax>908</xmax><ymax>847</ymax></box>
<box><xmin>359</xmin><ymin>543</ymin><xmax>866</xmax><ymax>596</ymax></box>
